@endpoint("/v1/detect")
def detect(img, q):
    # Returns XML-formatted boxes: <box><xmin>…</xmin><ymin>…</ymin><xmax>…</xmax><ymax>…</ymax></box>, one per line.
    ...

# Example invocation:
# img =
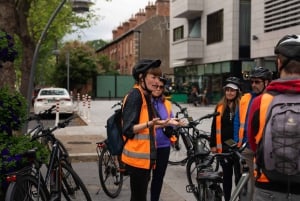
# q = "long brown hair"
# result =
<box><xmin>217</xmin><ymin>91</ymin><xmax>241</xmax><ymax>116</ymax></box>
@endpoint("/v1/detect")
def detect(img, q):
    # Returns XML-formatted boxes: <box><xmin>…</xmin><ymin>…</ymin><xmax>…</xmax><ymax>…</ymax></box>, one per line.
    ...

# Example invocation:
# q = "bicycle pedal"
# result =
<box><xmin>186</xmin><ymin>184</ymin><xmax>196</xmax><ymax>193</ymax></box>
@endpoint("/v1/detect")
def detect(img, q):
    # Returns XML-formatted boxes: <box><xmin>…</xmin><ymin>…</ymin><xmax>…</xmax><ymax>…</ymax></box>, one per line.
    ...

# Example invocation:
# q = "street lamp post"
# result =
<box><xmin>66</xmin><ymin>51</ymin><xmax>70</xmax><ymax>92</ymax></box>
<box><xmin>24</xmin><ymin>0</ymin><xmax>93</xmax><ymax>132</ymax></box>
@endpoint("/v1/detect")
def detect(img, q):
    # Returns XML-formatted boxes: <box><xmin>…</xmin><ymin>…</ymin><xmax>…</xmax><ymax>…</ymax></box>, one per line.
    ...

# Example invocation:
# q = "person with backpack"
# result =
<box><xmin>121</xmin><ymin>59</ymin><xmax>171</xmax><ymax>201</ymax></box>
<box><xmin>150</xmin><ymin>76</ymin><xmax>184</xmax><ymax>201</ymax></box>
<box><xmin>247</xmin><ymin>34</ymin><xmax>300</xmax><ymax>200</ymax></box>
<box><xmin>233</xmin><ymin>66</ymin><xmax>272</xmax><ymax>201</ymax></box>
<box><xmin>210</xmin><ymin>77</ymin><xmax>242</xmax><ymax>201</ymax></box>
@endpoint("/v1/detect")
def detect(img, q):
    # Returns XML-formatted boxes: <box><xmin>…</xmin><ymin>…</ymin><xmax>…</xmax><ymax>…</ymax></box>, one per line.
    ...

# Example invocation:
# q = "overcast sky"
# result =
<box><xmin>65</xmin><ymin>0</ymin><xmax>153</xmax><ymax>41</ymax></box>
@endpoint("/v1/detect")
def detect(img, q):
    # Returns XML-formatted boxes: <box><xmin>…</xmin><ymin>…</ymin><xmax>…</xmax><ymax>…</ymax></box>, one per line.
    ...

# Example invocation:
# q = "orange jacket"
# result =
<box><xmin>121</xmin><ymin>85</ymin><xmax>155</xmax><ymax>169</ymax></box>
<box><xmin>237</xmin><ymin>93</ymin><xmax>252</xmax><ymax>147</ymax></box>
<box><xmin>215</xmin><ymin>104</ymin><xmax>223</xmax><ymax>153</ymax></box>
<box><xmin>253</xmin><ymin>93</ymin><xmax>274</xmax><ymax>183</ymax></box>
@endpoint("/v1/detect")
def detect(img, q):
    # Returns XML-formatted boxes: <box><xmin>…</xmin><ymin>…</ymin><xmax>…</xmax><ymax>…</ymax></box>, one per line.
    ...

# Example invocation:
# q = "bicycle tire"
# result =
<box><xmin>60</xmin><ymin>162</ymin><xmax>92</xmax><ymax>201</ymax></box>
<box><xmin>5</xmin><ymin>174</ymin><xmax>48</xmax><ymax>201</ymax></box>
<box><xmin>186</xmin><ymin>156</ymin><xmax>216</xmax><ymax>200</ymax></box>
<box><xmin>98</xmin><ymin>146</ymin><xmax>123</xmax><ymax>198</ymax></box>
<box><xmin>168</xmin><ymin>134</ymin><xmax>188</xmax><ymax>165</ymax></box>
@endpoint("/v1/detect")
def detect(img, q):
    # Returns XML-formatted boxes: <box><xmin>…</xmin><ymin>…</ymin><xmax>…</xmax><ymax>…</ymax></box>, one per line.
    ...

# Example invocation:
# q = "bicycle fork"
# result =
<box><xmin>230</xmin><ymin>172</ymin><xmax>250</xmax><ymax>201</ymax></box>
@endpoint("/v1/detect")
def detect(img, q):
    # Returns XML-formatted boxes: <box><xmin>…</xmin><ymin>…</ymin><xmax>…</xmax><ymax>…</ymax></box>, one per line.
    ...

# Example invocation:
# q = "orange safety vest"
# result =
<box><xmin>237</xmin><ymin>93</ymin><xmax>252</xmax><ymax>147</ymax></box>
<box><xmin>163</xmin><ymin>99</ymin><xmax>177</xmax><ymax>143</ymax></box>
<box><xmin>253</xmin><ymin>93</ymin><xmax>274</xmax><ymax>183</ymax></box>
<box><xmin>215</xmin><ymin>104</ymin><xmax>223</xmax><ymax>153</ymax></box>
<box><xmin>121</xmin><ymin>85</ymin><xmax>155</xmax><ymax>169</ymax></box>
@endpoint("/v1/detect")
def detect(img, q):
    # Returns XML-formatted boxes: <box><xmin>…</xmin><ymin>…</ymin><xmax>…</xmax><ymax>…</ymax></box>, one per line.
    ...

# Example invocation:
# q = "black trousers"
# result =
<box><xmin>220</xmin><ymin>157</ymin><xmax>241</xmax><ymax>201</ymax></box>
<box><xmin>126</xmin><ymin>164</ymin><xmax>151</xmax><ymax>201</ymax></box>
<box><xmin>151</xmin><ymin>147</ymin><xmax>170</xmax><ymax>201</ymax></box>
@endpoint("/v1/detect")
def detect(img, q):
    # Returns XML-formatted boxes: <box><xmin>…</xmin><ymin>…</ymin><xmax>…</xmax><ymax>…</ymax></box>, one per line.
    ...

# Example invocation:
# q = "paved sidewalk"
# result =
<box><xmin>53</xmin><ymin>100</ymin><xmax>215</xmax><ymax>201</ymax></box>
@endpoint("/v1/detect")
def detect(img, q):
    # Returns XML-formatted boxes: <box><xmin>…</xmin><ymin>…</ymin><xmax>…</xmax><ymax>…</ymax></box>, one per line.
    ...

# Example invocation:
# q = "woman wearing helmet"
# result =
<box><xmin>122</xmin><ymin>59</ymin><xmax>170</xmax><ymax>201</ymax></box>
<box><xmin>210</xmin><ymin>77</ymin><xmax>241</xmax><ymax>201</ymax></box>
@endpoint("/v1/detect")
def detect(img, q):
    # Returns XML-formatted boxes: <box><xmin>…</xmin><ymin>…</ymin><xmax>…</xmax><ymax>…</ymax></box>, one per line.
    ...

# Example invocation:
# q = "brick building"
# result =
<box><xmin>96</xmin><ymin>0</ymin><xmax>171</xmax><ymax>76</ymax></box>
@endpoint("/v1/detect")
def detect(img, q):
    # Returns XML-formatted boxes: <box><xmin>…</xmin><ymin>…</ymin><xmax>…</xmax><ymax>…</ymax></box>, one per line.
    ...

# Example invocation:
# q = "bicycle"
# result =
<box><xmin>168</xmin><ymin>110</ymin><xmax>219</xmax><ymax>199</ymax></box>
<box><xmin>5</xmin><ymin>108</ymin><xmax>92</xmax><ymax>201</ymax></box>
<box><xmin>96</xmin><ymin>101</ymin><xmax>128</xmax><ymax>198</ymax></box>
<box><xmin>188</xmin><ymin>140</ymin><xmax>249</xmax><ymax>201</ymax></box>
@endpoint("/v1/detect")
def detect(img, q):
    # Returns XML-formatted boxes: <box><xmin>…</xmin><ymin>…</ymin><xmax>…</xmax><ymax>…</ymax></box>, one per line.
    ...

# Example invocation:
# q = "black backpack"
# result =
<box><xmin>257</xmin><ymin>92</ymin><xmax>300</xmax><ymax>184</ymax></box>
<box><xmin>106</xmin><ymin>107</ymin><xmax>125</xmax><ymax>155</ymax></box>
<box><xmin>105</xmin><ymin>95</ymin><xmax>129</xmax><ymax>156</ymax></box>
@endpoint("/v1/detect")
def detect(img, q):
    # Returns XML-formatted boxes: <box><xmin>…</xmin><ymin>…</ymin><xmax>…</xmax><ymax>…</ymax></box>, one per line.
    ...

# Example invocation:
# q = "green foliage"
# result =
<box><xmin>0</xmin><ymin>87</ymin><xmax>26</xmax><ymax>135</ymax></box>
<box><xmin>97</xmin><ymin>54</ymin><xmax>119</xmax><ymax>75</ymax></box>
<box><xmin>0</xmin><ymin>31</ymin><xmax>18</xmax><ymax>63</ymax></box>
<box><xmin>51</xmin><ymin>41</ymin><xmax>98</xmax><ymax>89</ymax></box>
<box><xmin>0</xmin><ymin>87</ymin><xmax>49</xmax><ymax>195</ymax></box>
<box><xmin>86</xmin><ymin>39</ymin><xmax>108</xmax><ymax>50</ymax></box>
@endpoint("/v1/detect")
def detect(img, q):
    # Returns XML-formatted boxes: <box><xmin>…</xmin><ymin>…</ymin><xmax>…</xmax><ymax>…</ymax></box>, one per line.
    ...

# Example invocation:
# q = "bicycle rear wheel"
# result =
<box><xmin>5</xmin><ymin>174</ymin><xmax>48</xmax><ymax>201</ymax></box>
<box><xmin>98</xmin><ymin>146</ymin><xmax>123</xmax><ymax>198</ymax></box>
<box><xmin>60</xmin><ymin>162</ymin><xmax>92</xmax><ymax>201</ymax></box>
<box><xmin>168</xmin><ymin>134</ymin><xmax>188</xmax><ymax>165</ymax></box>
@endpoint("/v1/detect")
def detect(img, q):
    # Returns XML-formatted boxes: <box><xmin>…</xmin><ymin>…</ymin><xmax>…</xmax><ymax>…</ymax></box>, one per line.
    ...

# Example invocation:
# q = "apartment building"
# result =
<box><xmin>96</xmin><ymin>0</ymin><xmax>171</xmax><ymax>76</ymax></box>
<box><xmin>170</xmin><ymin>0</ymin><xmax>300</xmax><ymax>103</ymax></box>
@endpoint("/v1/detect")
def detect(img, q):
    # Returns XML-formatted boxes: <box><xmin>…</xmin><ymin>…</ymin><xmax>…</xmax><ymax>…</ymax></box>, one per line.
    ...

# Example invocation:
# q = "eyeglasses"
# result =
<box><xmin>250</xmin><ymin>80</ymin><xmax>263</xmax><ymax>84</ymax></box>
<box><xmin>157</xmin><ymin>85</ymin><xmax>164</xmax><ymax>90</ymax></box>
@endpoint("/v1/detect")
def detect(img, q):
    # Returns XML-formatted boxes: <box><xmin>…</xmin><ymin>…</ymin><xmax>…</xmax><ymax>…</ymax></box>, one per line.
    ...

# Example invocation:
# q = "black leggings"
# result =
<box><xmin>126</xmin><ymin>164</ymin><xmax>151</xmax><ymax>201</ymax></box>
<box><xmin>151</xmin><ymin>147</ymin><xmax>170</xmax><ymax>201</ymax></box>
<box><xmin>220</xmin><ymin>158</ymin><xmax>241</xmax><ymax>201</ymax></box>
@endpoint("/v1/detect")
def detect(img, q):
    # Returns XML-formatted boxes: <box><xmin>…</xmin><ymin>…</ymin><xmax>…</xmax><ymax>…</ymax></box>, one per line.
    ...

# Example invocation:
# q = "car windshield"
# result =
<box><xmin>40</xmin><ymin>89</ymin><xmax>66</xmax><ymax>96</ymax></box>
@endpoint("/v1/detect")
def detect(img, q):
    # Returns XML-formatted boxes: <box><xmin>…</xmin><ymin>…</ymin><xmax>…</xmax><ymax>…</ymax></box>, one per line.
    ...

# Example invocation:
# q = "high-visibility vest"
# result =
<box><xmin>215</xmin><ymin>104</ymin><xmax>224</xmax><ymax>153</ymax></box>
<box><xmin>237</xmin><ymin>93</ymin><xmax>252</xmax><ymax>147</ymax></box>
<box><xmin>164</xmin><ymin>99</ymin><xmax>172</xmax><ymax>118</ymax></box>
<box><xmin>121</xmin><ymin>85</ymin><xmax>155</xmax><ymax>169</ymax></box>
<box><xmin>253</xmin><ymin>93</ymin><xmax>273</xmax><ymax>183</ymax></box>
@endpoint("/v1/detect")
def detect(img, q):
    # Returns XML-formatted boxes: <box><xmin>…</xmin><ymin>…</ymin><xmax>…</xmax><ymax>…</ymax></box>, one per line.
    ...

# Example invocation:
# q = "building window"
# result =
<box><xmin>173</xmin><ymin>26</ymin><xmax>184</xmax><ymax>42</ymax></box>
<box><xmin>189</xmin><ymin>18</ymin><xmax>201</xmax><ymax>38</ymax></box>
<box><xmin>207</xmin><ymin>9</ymin><xmax>223</xmax><ymax>44</ymax></box>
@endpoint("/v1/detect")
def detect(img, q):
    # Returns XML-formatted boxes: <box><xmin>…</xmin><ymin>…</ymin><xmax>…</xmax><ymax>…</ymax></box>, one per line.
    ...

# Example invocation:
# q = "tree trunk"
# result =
<box><xmin>0</xmin><ymin>0</ymin><xmax>34</xmax><ymax>100</ymax></box>
<box><xmin>0</xmin><ymin>62</ymin><xmax>16</xmax><ymax>89</ymax></box>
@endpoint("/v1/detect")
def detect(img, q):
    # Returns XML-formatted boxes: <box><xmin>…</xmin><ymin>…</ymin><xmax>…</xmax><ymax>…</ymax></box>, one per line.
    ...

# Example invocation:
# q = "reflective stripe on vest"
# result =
<box><xmin>254</xmin><ymin>93</ymin><xmax>273</xmax><ymax>183</ymax></box>
<box><xmin>238</xmin><ymin>93</ymin><xmax>252</xmax><ymax>147</ymax></box>
<box><xmin>121</xmin><ymin>85</ymin><xmax>153</xmax><ymax>169</ymax></box>
<box><xmin>216</xmin><ymin>104</ymin><xmax>223</xmax><ymax>153</ymax></box>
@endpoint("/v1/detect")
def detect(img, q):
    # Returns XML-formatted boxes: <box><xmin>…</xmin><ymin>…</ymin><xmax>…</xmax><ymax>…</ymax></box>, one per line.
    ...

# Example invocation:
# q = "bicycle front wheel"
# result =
<box><xmin>168</xmin><ymin>134</ymin><xmax>188</xmax><ymax>165</ymax></box>
<box><xmin>61</xmin><ymin>162</ymin><xmax>92</xmax><ymax>201</ymax></box>
<box><xmin>5</xmin><ymin>174</ymin><xmax>48</xmax><ymax>201</ymax></box>
<box><xmin>98</xmin><ymin>146</ymin><xmax>123</xmax><ymax>198</ymax></box>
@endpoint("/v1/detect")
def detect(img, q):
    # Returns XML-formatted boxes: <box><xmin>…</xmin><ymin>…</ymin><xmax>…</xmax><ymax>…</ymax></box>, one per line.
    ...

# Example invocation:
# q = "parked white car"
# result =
<box><xmin>33</xmin><ymin>87</ymin><xmax>74</xmax><ymax>114</ymax></box>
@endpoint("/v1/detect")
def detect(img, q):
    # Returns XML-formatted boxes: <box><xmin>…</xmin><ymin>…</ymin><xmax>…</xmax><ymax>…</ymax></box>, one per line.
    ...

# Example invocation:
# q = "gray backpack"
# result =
<box><xmin>258</xmin><ymin>93</ymin><xmax>300</xmax><ymax>183</ymax></box>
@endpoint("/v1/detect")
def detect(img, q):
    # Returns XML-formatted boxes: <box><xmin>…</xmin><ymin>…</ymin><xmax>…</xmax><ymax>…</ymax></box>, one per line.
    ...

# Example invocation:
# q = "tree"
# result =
<box><xmin>0</xmin><ymin>0</ymin><xmax>98</xmax><ymax>98</ymax></box>
<box><xmin>52</xmin><ymin>41</ymin><xmax>98</xmax><ymax>91</ymax></box>
<box><xmin>97</xmin><ymin>54</ymin><xmax>119</xmax><ymax>75</ymax></box>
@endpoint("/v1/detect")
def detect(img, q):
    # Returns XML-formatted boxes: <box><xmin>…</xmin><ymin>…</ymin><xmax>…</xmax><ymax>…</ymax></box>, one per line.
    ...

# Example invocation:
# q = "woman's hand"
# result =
<box><xmin>167</xmin><ymin>118</ymin><xmax>187</xmax><ymax>126</ymax></box>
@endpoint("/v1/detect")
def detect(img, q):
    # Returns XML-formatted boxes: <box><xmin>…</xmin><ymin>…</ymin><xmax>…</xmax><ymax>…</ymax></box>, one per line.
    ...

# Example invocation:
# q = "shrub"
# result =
<box><xmin>0</xmin><ymin>87</ymin><xmax>49</xmax><ymax>198</ymax></box>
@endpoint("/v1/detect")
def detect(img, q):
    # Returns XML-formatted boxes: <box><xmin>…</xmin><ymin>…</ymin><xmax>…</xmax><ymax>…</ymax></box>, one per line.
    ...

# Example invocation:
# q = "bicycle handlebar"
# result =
<box><xmin>111</xmin><ymin>101</ymin><xmax>122</xmax><ymax>109</ymax></box>
<box><xmin>31</xmin><ymin>115</ymin><xmax>76</xmax><ymax>141</ymax></box>
<box><xmin>27</xmin><ymin>105</ymin><xmax>56</xmax><ymax>121</ymax></box>
<box><xmin>199</xmin><ymin>141</ymin><xmax>247</xmax><ymax>169</ymax></box>
<box><xmin>186</xmin><ymin>112</ymin><xmax>220</xmax><ymax>128</ymax></box>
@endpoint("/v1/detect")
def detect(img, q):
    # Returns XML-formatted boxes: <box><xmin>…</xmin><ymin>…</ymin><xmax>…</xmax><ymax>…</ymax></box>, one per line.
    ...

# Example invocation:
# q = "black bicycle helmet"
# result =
<box><xmin>274</xmin><ymin>34</ymin><xmax>300</xmax><ymax>59</ymax></box>
<box><xmin>132</xmin><ymin>59</ymin><xmax>161</xmax><ymax>81</ymax></box>
<box><xmin>249</xmin><ymin>66</ymin><xmax>272</xmax><ymax>80</ymax></box>
<box><xmin>224</xmin><ymin>76</ymin><xmax>240</xmax><ymax>90</ymax></box>
<box><xmin>159</xmin><ymin>74</ymin><xmax>167</xmax><ymax>85</ymax></box>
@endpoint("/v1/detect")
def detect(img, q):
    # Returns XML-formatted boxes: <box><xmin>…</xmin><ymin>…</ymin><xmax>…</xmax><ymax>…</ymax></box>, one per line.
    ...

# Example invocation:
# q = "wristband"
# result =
<box><xmin>146</xmin><ymin>121</ymin><xmax>149</xmax><ymax>128</ymax></box>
